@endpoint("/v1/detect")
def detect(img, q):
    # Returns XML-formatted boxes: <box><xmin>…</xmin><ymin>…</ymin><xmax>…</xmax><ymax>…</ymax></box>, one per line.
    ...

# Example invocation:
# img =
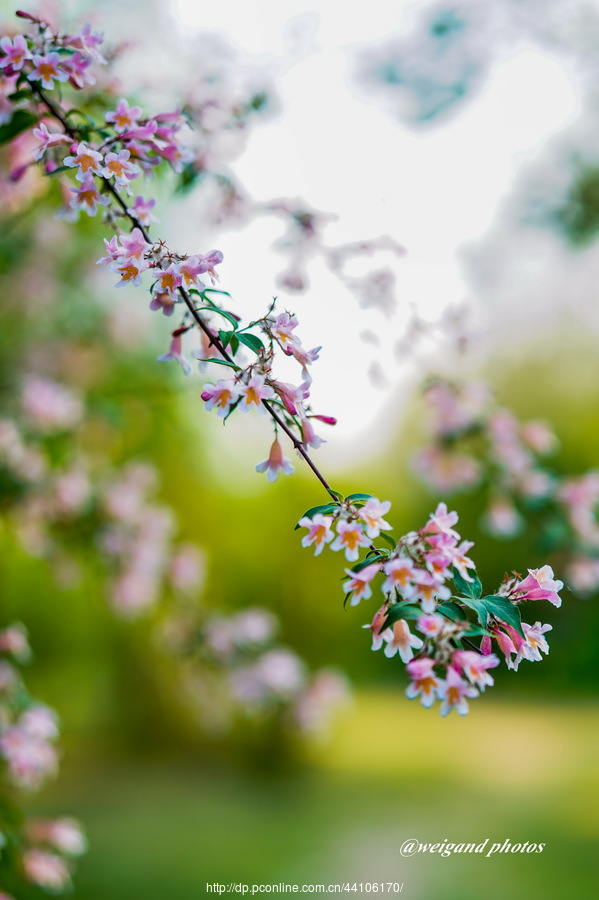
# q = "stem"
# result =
<box><xmin>33</xmin><ymin>84</ymin><xmax>339</xmax><ymax>503</ymax></box>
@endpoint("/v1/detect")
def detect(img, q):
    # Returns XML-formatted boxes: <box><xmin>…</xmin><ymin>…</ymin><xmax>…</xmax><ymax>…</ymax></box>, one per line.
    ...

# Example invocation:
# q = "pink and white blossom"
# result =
<box><xmin>201</xmin><ymin>379</ymin><xmax>241</xmax><ymax>417</ymax></box>
<box><xmin>102</xmin><ymin>148</ymin><xmax>140</xmax><ymax>190</ymax></box>
<box><xmin>238</xmin><ymin>375</ymin><xmax>274</xmax><ymax>413</ymax></box>
<box><xmin>437</xmin><ymin>666</ymin><xmax>478</xmax><ymax>716</ymax></box>
<box><xmin>105</xmin><ymin>98</ymin><xmax>142</xmax><ymax>132</ymax></box>
<box><xmin>32</xmin><ymin>122</ymin><xmax>68</xmax><ymax>161</ymax></box>
<box><xmin>157</xmin><ymin>334</ymin><xmax>192</xmax><ymax>375</ymax></box>
<box><xmin>416</xmin><ymin>613</ymin><xmax>445</xmax><ymax>638</ymax></box>
<box><xmin>70</xmin><ymin>174</ymin><xmax>111</xmax><ymax>216</ymax></box>
<box><xmin>452</xmin><ymin>650</ymin><xmax>500</xmax><ymax>690</ymax></box>
<box><xmin>343</xmin><ymin>563</ymin><xmax>382</xmax><ymax>605</ymax></box>
<box><xmin>405</xmin><ymin>657</ymin><xmax>440</xmax><ymax>708</ymax></box>
<box><xmin>330</xmin><ymin>520</ymin><xmax>370</xmax><ymax>562</ymax></box>
<box><xmin>255</xmin><ymin>438</ymin><xmax>295</xmax><ymax>482</ymax></box>
<box><xmin>0</xmin><ymin>34</ymin><xmax>31</xmax><ymax>71</ymax></box>
<box><xmin>363</xmin><ymin>605</ymin><xmax>392</xmax><ymax>651</ymax></box>
<box><xmin>358</xmin><ymin>497</ymin><xmax>392</xmax><ymax>539</ymax></box>
<box><xmin>63</xmin><ymin>142</ymin><xmax>103</xmax><ymax>181</ymax></box>
<box><xmin>299</xmin><ymin>514</ymin><xmax>335</xmax><ymax>555</ymax></box>
<box><xmin>512</xmin><ymin>565</ymin><xmax>564</xmax><ymax>608</ymax></box>
<box><xmin>27</xmin><ymin>53</ymin><xmax>69</xmax><ymax>90</ymax></box>
<box><xmin>383</xmin><ymin>619</ymin><xmax>423</xmax><ymax>663</ymax></box>
<box><xmin>127</xmin><ymin>195</ymin><xmax>158</xmax><ymax>227</ymax></box>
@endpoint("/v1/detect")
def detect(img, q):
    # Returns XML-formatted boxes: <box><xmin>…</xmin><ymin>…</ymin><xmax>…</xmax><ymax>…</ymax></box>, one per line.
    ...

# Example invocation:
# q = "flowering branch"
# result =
<box><xmin>0</xmin><ymin>8</ymin><xmax>565</xmax><ymax>725</ymax></box>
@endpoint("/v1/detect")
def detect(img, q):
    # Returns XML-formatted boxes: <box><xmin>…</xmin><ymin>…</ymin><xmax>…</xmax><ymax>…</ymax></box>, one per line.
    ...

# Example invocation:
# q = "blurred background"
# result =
<box><xmin>1</xmin><ymin>0</ymin><xmax>599</xmax><ymax>897</ymax></box>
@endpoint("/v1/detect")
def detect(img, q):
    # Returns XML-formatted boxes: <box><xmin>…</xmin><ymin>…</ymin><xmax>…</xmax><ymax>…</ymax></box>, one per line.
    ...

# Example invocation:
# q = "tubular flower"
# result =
<box><xmin>255</xmin><ymin>438</ymin><xmax>295</xmax><ymax>482</ymax></box>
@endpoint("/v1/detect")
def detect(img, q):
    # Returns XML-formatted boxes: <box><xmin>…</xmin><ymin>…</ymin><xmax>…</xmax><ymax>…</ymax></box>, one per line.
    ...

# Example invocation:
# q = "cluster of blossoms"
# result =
<box><xmin>163</xmin><ymin>607</ymin><xmax>349</xmax><ymax>735</ymax></box>
<box><xmin>0</xmin><ymin>379</ymin><xmax>208</xmax><ymax>616</ymax></box>
<box><xmin>0</xmin><ymin>623</ymin><xmax>86</xmax><ymax>897</ymax></box>
<box><xmin>299</xmin><ymin>498</ymin><xmax>562</xmax><ymax>715</ymax></box>
<box><xmin>414</xmin><ymin>377</ymin><xmax>599</xmax><ymax>594</ymax></box>
<box><xmin>199</xmin><ymin>304</ymin><xmax>338</xmax><ymax>478</ymax></box>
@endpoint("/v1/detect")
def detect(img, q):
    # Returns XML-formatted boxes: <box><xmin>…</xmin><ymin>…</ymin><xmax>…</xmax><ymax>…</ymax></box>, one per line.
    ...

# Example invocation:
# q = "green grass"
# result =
<box><xmin>28</xmin><ymin>693</ymin><xmax>599</xmax><ymax>899</ymax></box>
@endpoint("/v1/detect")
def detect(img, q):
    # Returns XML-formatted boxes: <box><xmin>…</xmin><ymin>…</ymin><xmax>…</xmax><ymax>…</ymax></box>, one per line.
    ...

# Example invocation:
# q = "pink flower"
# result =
<box><xmin>102</xmin><ymin>148</ymin><xmax>140</xmax><ymax>190</ymax></box>
<box><xmin>157</xmin><ymin>334</ymin><xmax>192</xmax><ymax>375</ymax></box>
<box><xmin>149</xmin><ymin>291</ymin><xmax>177</xmax><ymax>317</ymax></box>
<box><xmin>116</xmin><ymin>227</ymin><xmax>151</xmax><ymax>261</ymax></box>
<box><xmin>423</xmin><ymin>502</ymin><xmax>460</xmax><ymax>540</ymax></box>
<box><xmin>0</xmin><ymin>34</ymin><xmax>31</xmax><ymax>70</ymax></box>
<box><xmin>27</xmin><ymin>818</ymin><xmax>87</xmax><ymax>855</ymax></box>
<box><xmin>512</xmin><ymin>565</ymin><xmax>564</xmax><ymax>608</ymax></box>
<box><xmin>255</xmin><ymin>438</ymin><xmax>295</xmax><ymax>482</ymax></box>
<box><xmin>358</xmin><ymin>497</ymin><xmax>392</xmax><ymax>539</ymax></box>
<box><xmin>273</xmin><ymin>380</ymin><xmax>310</xmax><ymax>416</ymax></box>
<box><xmin>127</xmin><ymin>195</ymin><xmax>158</xmax><ymax>227</ymax></box>
<box><xmin>96</xmin><ymin>235</ymin><xmax>122</xmax><ymax>268</ymax></box>
<box><xmin>437</xmin><ymin>666</ymin><xmax>478</xmax><ymax>716</ymax></box>
<box><xmin>63</xmin><ymin>141</ymin><xmax>104</xmax><ymax>181</ymax></box>
<box><xmin>21</xmin><ymin>377</ymin><xmax>82</xmax><ymax>432</ymax></box>
<box><xmin>23</xmin><ymin>850</ymin><xmax>70</xmax><ymax>891</ymax></box>
<box><xmin>105</xmin><ymin>98</ymin><xmax>142</xmax><ymax>132</ymax></box>
<box><xmin>201</xmin><ymin>379</ymin><xmax>241</xmax><ymax>417</ymax></box>
<box><xmin>330</xmin><ymin>520</ymin><xmax>370</xmax><ymax>562</ymax></box>
<box><xmin>199</xmin><ymin>249</ymin><xmax>224</xmax><ymax>282</ymax></box>
<box><xmin>412</xmin><ymin>571</ymin><xmax>451</xmax><ymax>614</ymax></box>
<box><xmin>298</xmin><ymin>514</ymin><xmax>335</xmax><ymax>555</ymax></box>
<box><xmin>343</xmin><ymin>563</ymin><xmax>382</xmax><ymax>605</ymax></box>
<box><xmin>270</xmin><ymin>312</ymin><xmax>301</xmax><ymax>351</ymax></box>
<box><xmin>483</xmin><ymin>497</ymin><xmax>523</xmax><ymax>538</ymax></box>
<box><xmin>416</xmin><ymin>613</ymin><xmax>445</xmax><ymax>638</ymax></box>
<box><xmin>0</xmin><ymin>623</ymin><xmax>30</xmax><ymax>661</ymax></box>
<box><xmin>491</xmin><ymin>624</ymin><xmax>520</xmax><ymax>669</ymax></box>
<box><xmin>405</xmin><ymin>657</ymin><xmax>440</xmax><ymax>708</ymax></box>
<box><xmin>155</xmin><ymin>263</ymin><xmax>182</xmax><ymax>299</ymax></box>
<box><xmin>32</xmin><ymin>122</ymin><xmax>68</xmax><ymax>161</ymax></box>
<box><xmin>61</xmin><ymin>51</ymin><xmax>95</xmax><ymax>88</ymax></box>
<box><xmin>70</xmin><ymin>174</ymin><xmax>111</xmax><ymax>216</ymax></box>
<box><xmin>112</xmin><ymin>258</ymin><xmax>148</xmax><ymax>288</ymax></box>
<box><xmin>450</xmin><ymin>540</ymin><xmax>476</xmax><ymax>582</ymax></box>
<box><xmin>363</xmin><ymin>605</ymin><xmax>392</xmax><ymax>651</ymax></box>
<box><xmin>517</xmin><ymin>621</ymin><xmax>552</xmax><ymax>665</ymax></box>
<box><xmin>238</xmin><ymin>375</ymin><xmax>274</xmax><ymax>414</ymax></box>
<box><xmin>27</xmin><ymin>52</ymin><xmax>69</xmax><ymax>90</ymax></box>
<box><xmin>382</xmin><ymin>556</ymin><xmax>417</xmax><ymax>597</ymax></box>
<box><xmin>287</xmin><ymin>343</ymin><xmax>321</xmax><ymax>377</ymax></box>
<box><xmin>179</xmin><ymin>255</ymin><xmax>207</xmax><ymax>289</ymax></box>
<box><xmin>300</xmin><ymin>415</ymin><xmax>324</xmax><ymax>449</ymax></box>
<box><xmin>383</xmin><ymin>619</ymin><xmax>423</xmax><ymax>662</ymax></box>
<box><xmin>452</xmin><ymin>650</ymin><xmax>500</xmax><ymax>690</ymax></box>
<box><xmin>66</xmin><ymin>23</ymin><xmax>106</xmax><ymax>63</ymax></box>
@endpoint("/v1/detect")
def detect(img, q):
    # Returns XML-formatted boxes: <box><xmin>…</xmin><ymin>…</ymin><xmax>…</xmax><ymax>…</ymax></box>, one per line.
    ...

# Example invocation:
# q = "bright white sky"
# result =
<box><xmin>167</xmin><ymin>0</ymin><xmax>580</xmax><ymax>474</ymax></box>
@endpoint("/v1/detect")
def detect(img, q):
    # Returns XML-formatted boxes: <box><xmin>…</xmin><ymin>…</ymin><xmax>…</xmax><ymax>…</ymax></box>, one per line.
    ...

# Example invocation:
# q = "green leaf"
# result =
<box><xmin>0</xmin><ymin>110</ymin><xmax>37</xmax><ymax>145</ymax></box>
<box><xmin>378</xmin><ymin>532</ymin><xmax>396</xmax><ymax>550</ymax></box>
<box><xmin>349</xmin><ymin>555</ymin><xmax>385</xmax><ymax>574</ymax></box>
<box><xmin>453</xmin><ymin>567</ymin><xmax>482</xmax><ymax>600</ymax></box>
<box><xmin>437</xmin><ymin>600</ymin><xmax>467</xmax><ymax>622</ymax></box>
<box><xmin>237</xmin><ymin>332</ymin><xmax>264</xmax><ymax>354</ymax></box>
<box><xmin>196</xmin><ymin>358</ymin><xmax>240</xmax><ymax>370</ymax></box>
<box><xmin>329</xmin><ymin>489</ymin><xmax>344</xmax><ymax>502</ymax></box>
<box><xmin>345</xmin><ymin>492</ymin><xmax>374</xmax><ymax>503</ymax></box>
<box><xmin>294</xmin><ymin>503</ymin><xmax>340</xmax><ymax>529</ymax></box>
<box><xmin>43</xmin><ymin>165</ymin><xmax>70</xmax><ymax>177</ymax></box>
<box><xmin>229</xmin><ymin>334</ymin><xmax>239</xmax><ymax>356</ymax></box>
<box><xmin>7</xmin><ymin>89</ymin><xmax>32</xmax><ymax>103</ymax></box>
<box><xmin>203</xmin><ymin>306</ymin><xmax>239</xmax><ymax>329</ymax></box>
<box><xmin>382</xmin><ymin>603</ymin><xmax>423</xmax><ymax>630</ymax></box>
<box><xmin>218</xmin><ymin>329</ymin><xmax>233</xmax><ymax>349</ymax></box>
<box><xmin>456</xmin><ymin>596</ymin><xmax>488</xmax><ymax>628</ymax></box>
<box><xmin>480</xmin><ymin>595</ymin><xmax>525</xmax><ymax>638</ymax></box>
